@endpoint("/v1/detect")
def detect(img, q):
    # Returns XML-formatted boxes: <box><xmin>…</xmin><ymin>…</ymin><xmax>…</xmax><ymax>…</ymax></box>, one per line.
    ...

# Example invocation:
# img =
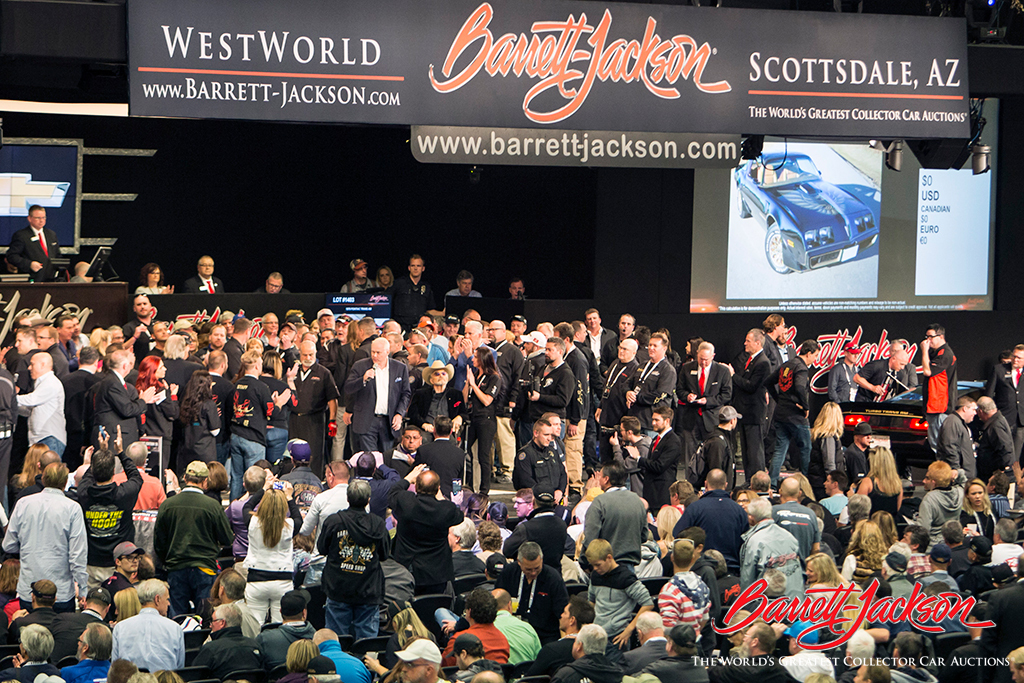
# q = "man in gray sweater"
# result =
<box><xmin>583</xmin><ymin>462</ymin><xmax>647</xmax><ymax>569</ymax></box>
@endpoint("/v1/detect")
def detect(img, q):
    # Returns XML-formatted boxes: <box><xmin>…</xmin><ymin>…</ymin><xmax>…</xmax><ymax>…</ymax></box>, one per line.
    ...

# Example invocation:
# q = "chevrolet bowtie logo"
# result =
<box><xmin>0</xmin><ymin>173</ymin><xmax>71</xmax><ymax>216</ymax></box>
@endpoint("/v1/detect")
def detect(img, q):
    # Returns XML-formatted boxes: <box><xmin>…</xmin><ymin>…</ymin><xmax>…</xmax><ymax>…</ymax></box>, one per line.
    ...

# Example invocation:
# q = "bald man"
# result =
<box><xmin>389</xmin><ymin>464</ymin><xmax>464</xmax><ymax>595</ymax></box>
<box><xmin>596</xmin><ymin>338</ymin><xmax>640</xmax><ymax>459</ymax></box>
<box><xmin>289</xmin><ymin>341</ymin><xmax>338</xmax><ymax>477</ymax></box>
<box><xmin>17</xmin><ymin>351</ymin><xmax>67</xmax><ymax>456</ymax></box>
<box><xmin>771</xmin><ymin>477</ymin><xmax>820</xmax><ymax>559</ymax></box>
<box><xmin>345</xmin><ymin>337</ymin><xmax>412</xmax><ymax>452</ymax></box>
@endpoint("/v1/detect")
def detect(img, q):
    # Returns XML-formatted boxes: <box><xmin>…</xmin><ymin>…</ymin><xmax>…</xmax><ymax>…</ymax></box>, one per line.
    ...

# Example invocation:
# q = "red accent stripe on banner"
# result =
<box><xmin>137</xmin><ymin>67</ymin><xmax>405</xmax><ymax>81</ymax></box>
<box><xmin>748</xmin><ymin>89</ymin><xmax>963</xmax><ymax>100</ymax></box>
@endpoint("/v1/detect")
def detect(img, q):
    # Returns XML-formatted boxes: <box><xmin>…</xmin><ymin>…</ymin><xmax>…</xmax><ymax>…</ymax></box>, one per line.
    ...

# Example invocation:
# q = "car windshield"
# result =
<box><xmin>755</xmin><ymin>156</ymin><xmax>820</xmax><ymax>188</ymax></box>
<box><xmin>883</xmin><ymin>381</ymin><xmax>987</xmax><ymax>405</ymax></box>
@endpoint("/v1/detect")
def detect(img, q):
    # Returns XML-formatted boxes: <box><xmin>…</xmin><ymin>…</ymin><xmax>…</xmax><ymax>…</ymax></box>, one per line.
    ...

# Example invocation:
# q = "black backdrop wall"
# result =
<box><xmin>2</xmin><ymin>97</ymin><xmax>1022</xmax><ymax>385</ymax></box>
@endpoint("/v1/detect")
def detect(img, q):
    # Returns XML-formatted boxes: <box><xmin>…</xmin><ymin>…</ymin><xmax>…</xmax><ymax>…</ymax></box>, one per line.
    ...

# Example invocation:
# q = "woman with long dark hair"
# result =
<box><xmin>137</xmin><ymin>356</ymin><xmax>179</xmax><ymax>461</ymax></box>
<box><xmin>178</xmin><ymin>370</ymin><xmax>220</xmax><ymax>464</ymax></box>
<box><xmin>464</xmin><ymin>346</ymin><xmax>502</xmax><ymax>494</ymax></box>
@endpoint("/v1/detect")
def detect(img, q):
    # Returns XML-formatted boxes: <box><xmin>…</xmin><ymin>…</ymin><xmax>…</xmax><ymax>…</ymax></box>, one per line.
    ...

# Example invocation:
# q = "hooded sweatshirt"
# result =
<box><xmin>917</xmin><ymin>482</ymin><xmax>965</xmax><ymax>549</ymax></box>
<box><xmin>257</xmin><ymin>621</ymin><xmax>317</xmax><ymax>671</ymax></box>
<box><xmin>317</xmin><ymin>507</ymin><xmax>390</xmax><ymax>605</ymax></box>
<box><xmin>551</xmin><ymin>653</ymin><xmax>625</xmax><ymax>683</ymax></box>
<box><xmin>76</xmin><ymin>451</ymin><xmax>143</xmax><ymax>566</ymax></box>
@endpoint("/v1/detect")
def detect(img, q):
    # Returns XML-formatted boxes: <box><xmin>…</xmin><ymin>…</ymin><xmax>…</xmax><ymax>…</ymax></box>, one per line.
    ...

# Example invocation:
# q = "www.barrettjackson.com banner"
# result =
<box><xmin>128</xmin><ymin>0</ymin><xmax>971</xmax><ymax>138</ymax></box>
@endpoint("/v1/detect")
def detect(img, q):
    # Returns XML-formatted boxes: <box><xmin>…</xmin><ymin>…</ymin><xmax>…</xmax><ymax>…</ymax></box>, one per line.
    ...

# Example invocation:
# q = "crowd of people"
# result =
<box><xmin>2</xmin><ymin>245</ymin><xmax>1024</xmax><ymax>683</ymax></box>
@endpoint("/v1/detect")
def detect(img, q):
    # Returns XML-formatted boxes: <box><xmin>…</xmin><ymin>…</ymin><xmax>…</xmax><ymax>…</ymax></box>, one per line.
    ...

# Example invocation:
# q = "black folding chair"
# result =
<box><xmin>223</xmin><ymin>669</ymin><xmax>268</xmax><ymax>683</ymax></box>
<box><xmin>173</xmin><ymin>667</ymin><xmax>214</xmax><ymax>683</ymax></box>
<box><xmin>350</xmin><ymin>636</ymin><xmax>392</xmax><ymax>657</ymax></box>
<box><xmin>184</xmin><ymin>628</ymin><xmax>211</xmax><ymax>650</ymax></box>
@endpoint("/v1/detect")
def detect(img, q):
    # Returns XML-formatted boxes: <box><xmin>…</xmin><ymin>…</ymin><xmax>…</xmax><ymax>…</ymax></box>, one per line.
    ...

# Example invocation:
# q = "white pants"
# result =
<box><xmin>244</xmin><ymin>579</ymin><xmax>292</xmax><ymax>624</ymax></box>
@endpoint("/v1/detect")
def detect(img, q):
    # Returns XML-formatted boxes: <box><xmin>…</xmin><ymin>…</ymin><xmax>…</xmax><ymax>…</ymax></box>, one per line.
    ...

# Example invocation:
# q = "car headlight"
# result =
<box><xmin>818</xmin><ymin>226</ymin><xmax>832</xmax><ymax>244</ymax></box>
<box><xmin>804</xmin><ymin>230</ymin><xmax>817</xmax><ymax>247</ymax></box>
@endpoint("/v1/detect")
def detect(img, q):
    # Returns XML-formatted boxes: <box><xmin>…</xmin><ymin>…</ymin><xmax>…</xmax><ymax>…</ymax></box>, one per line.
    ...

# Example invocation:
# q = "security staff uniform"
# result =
<box><xmin>512</xmin><ymin>439</ymin><xmax>568</xmax><ymax>494</ymax></box>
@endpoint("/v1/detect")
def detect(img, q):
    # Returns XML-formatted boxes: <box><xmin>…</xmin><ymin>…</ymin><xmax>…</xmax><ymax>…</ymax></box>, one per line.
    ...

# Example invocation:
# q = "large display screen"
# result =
<box><xmin>324</xmin><ymin>293</ymin><xmax>392</xmax><ymax>326</ymax></box>
<box><xmin>690</xmin><ymin>101</ymin><xmax>998</xmax><ymax>313</ymax></box>
<box><xmin>0</xmin><ymin>140</ymin><xmax>81</xmax><ymax>248</ymax></box>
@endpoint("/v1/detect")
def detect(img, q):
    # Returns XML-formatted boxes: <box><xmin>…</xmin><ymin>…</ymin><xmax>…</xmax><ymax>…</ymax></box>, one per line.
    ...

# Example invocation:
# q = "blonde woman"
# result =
<box><xmin>960</xmin><ymin>478</ymin><xmax>996</xmax><ymax>538</ymax></box>
<box><xmin>89</xmin><ymin>327</ymin><xmax>111</xmax><ymax>356</ymax></box>
<box><xmin>790</xmin><ymin>473</ymin><xmax>816</xmax><ymax>502</ymax></box>
<box><xmin>870</xmin><ymin>511</ymin><xmax>899</xmax><ymax>548</ymax></box>
<box><xmin>841</xmin><ymin>520</ymin><xmax>887</xmax><ymax>586</ymax></box>
<box><xmin>366</xmin><ymin>608</ymin><xmax>434</xmax><ymax>673</ymax></box>
<box><xmin>242</xmin><ymin>485</ymin><xmax>302</xmax><ymax>623</ymax></box>
<box><xmin>855</xmin><ymin>447</ymin><xmax>902</xmax><ymax>519</ymax></box>
<box><xmin>114</xmin><ymin>587</ymin><xmax>141</xmax><ymax>623</ymax></box>
<box><xmin>808</xmin><ymin>402</ymin><xmax>845</xmax><ymax>500</ymax></box>
<box><xmin>656</xmin><ymin>506</ymin><xmax>683</xmax><ymax>558</ymax></box>
<box><xmin>805</xmin><ymin>553</ymin><xmax>843</xmax><ymax>589</ymax></box>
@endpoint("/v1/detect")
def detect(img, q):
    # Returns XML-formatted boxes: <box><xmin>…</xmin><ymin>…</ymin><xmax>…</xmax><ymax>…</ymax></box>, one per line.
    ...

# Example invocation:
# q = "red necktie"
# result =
<box><xmin>651</xmin><ymin>435</ymin><xmax>661</xmax><ymax>451</ymax></box>
<box><xmin>698</xmin><ymin>368</ymin><xmax>706</xmax><ymax>416</ymax></box>
<box><xmin>1016</xmin><ymin>370</ymin><xmax>1021</xmax><ymax>388</ymax></box>
<box><xmin>38</xmin><ymin>233</ymin><xmax>47</xmax><ymax>257</ymax></box>
<box><xmin>744</xmin><ymin>356</ymin><xmax>752</xmax><ymax>370</ymax></box>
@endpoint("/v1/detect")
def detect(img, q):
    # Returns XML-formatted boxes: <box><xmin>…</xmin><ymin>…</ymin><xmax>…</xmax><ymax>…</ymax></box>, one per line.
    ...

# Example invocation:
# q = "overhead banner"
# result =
<box><xmin>412</xmin><ymin>126</ymin><xmax>742</xmax><ymax>167</ymax></box>
<box><xmin>128</xmin><ymin>0</ymin><xmax>971</xmax><ymax>138</ymax></box>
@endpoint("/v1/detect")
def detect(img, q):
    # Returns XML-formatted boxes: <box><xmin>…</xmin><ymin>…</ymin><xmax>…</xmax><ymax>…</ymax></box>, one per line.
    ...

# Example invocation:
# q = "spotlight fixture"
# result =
<box><xmin>971</xmin><ymin>144</ymin><xmax>991</xmax><ymax>174</ymax></box>
<box><xmin>869</xmin><ymin>139</ymin><xmax>903</xmax><ymax>172</ymax></box>
<box><xmin>740</xmin><ymin>135</ymin><xmax>764</xmax><ymax>160</ymax></box>
<box><xmin>965</xmin><ymin>0</ymin><xmax>1005</xmax><ymax>42</ymax></box>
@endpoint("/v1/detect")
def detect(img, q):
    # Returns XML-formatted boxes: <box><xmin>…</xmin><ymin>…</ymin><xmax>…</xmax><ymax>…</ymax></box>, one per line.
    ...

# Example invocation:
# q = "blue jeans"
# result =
<box><xmin>230</xmin><ymin>435</ymin><xmax>266</xmax><ymax>500</ymax></box>
<box><xmin>266</xmin><ymin>427</ymin><xmax>288</xmax><ymax>465</ymax></box>
<box><xmin>167</xmin><ymin>567</ymin><xmax>216</xmax><ymax>618</ymax></box>
<box><xmin>325</xmin><ymin>598</ymin><xmax>379</xmax><ymax>641</ymax></box>
<box><xmin>770</xmin><ymin>421</ymin><xmax>811</xmax><ymax>488</ymax></box>
<box><xmin>38</xmin><ymin>436</ymin><xmax>66</xmax><ymax>457</ymax></box>
<box><xmin>926</xmin><ymin>412</ymin><xmax>948</xmax><ymax>453</ymax></box>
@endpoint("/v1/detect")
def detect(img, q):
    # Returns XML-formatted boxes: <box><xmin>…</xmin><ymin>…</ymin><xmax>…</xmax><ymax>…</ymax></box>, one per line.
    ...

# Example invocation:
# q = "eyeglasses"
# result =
<box><xmin>925</xmin><ymin>334</ymin><xmax>938</xmax><ymax>339</ymax></box>
<box><xmin>211</xmin><ymin>618</ymin><xmax>225</xmax><ymax>625</ymax></box>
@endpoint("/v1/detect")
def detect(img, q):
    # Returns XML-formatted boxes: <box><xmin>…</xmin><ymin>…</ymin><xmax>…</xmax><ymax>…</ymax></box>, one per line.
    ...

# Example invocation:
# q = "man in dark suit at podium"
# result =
<box><xmin>986</xmin><ymin>344</ymin><xmax>1024</xmax><ymax>460</ymax></box>
<box><xmin>7</xmin><ymin>205</ymin><xmax>62</xmax><ymax>282</ymax></box>
<box><xmin>182</xmin><ymin>255</ymin><xmax>225</xmax><ymax>294</ymax></box>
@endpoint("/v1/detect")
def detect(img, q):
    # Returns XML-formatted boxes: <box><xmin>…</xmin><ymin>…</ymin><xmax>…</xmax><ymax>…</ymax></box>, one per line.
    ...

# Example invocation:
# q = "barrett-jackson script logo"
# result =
<box><xmin>429</xmin><ymin>3</ymin><xmax>732</xmax><ymax>124</ymax></box>
<box><xmin>715</xmin><ymin>578</ymin><xmax>992</xmax><ymax>650</ymax></box>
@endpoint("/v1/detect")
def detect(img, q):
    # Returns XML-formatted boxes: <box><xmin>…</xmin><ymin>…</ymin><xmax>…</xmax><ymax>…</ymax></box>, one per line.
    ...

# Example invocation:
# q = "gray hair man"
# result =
<box><xmin>110</xmin><ymin>579</ymin><xmax>184</xmax><ymax>671</ymax></box>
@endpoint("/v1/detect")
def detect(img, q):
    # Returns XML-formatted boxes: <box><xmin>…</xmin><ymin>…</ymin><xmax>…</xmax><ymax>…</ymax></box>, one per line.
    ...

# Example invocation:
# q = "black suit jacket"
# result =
<box><xmin>91</xmin><ymin>372</ymin><xmax>147</xmax><ymax>446</ymax></box>
<box><xmin>389</xmin><ymin>480</ymin><xmax>464</xmax><ymax>585</ymax></box>
<box><xmin>590</xmin><ymin>328</ymin><xmax>617</xmax><ymax>374</ymax></box>
<box><xmin>224</xmin><ymin>338</ymin><xmax>244</xmax><ymax>380</ymax></box>
<box><xmin>182</xmin><ymin>275</ymin><xmax>225</xmax><ymax>293</ymax></box>
<box><xmin>62</xmin><ymin>369</ymin><xmax>102</xmax><ymax>436</ymax></box>
<box><xmin>677</xmin><ymin>361</ymin><xmax>733</xmax><ymax>433</ymax></box>
<box><xmin>982</xmin><ymin>582</ymin><xmax>1024</xmax><ymax>683</ymax></box>
<box><xmin>986</xmin><ymin>363</ymin><xmax>1024</xmax><ymax>428</ymax></box>
<box><xmin>563</xmin><ymin>346</ymin><xmax>590</xmax><ymax>423</ymax></box>
<box><xmin>417</xmin><ymin>437</ymin><xmax>465</xmax><ymax>498</ymax></box>
<box><xmin>49</xmin><ymin>610</ymin><xmax>103</xmax><ymax>662</ymax></box>
<box><xmin>406</xmin><ymin>387</ymin><xmax>467</xmax><ymax>429</ymax></box>
<box><xmin>622</xmin><ymin>638</ymin><xmax>669</xmax><ymax>675</ymax></box>
<box><xmin>494</xmin><ymin>340</ymin><xmax>525</xmax><ymax>409</ymax></box>
<box><xmin>628</xmin><ymin>358</ymin><xmax>677</xmax><ymax>430</ymax></box>
<box><xmin>763</xmin><ymin>337</ymin><xmax>797</xmax><ymax>374</ymax></box>
<box><xmin>639</xmin><ymin>429</ymin><xmax>682</xmax><ymax>510</ymax></box>
<box><xmin>574</xmin><ymin>340</ymin><xmax>604</xmax><ymax>407</ymax></box>
<box><xmin>731</xmin><ymin>352</ymin><xmax>771</xmax><ymax>425</ymax></box>
<box><xmin>344</xmin><ymin>358</ymin><xmax>412</xmax><ymax>437</ymax></box>
<box><xmin>7</xmin><ymin>226</ymin><xmax>62</xmax><ymax>281</ymax></box>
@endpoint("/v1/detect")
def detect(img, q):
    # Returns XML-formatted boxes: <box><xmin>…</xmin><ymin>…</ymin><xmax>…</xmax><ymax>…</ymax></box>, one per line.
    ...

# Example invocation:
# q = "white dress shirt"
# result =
<box><xmin>373</xmin><ymin>362</ymin><xmax>390</xmax><ymax>415</ymax></box>
<box><xmin>17</xmin><ymin>370</ymin><xmax>66</xmax><ymax>444</ymax></box>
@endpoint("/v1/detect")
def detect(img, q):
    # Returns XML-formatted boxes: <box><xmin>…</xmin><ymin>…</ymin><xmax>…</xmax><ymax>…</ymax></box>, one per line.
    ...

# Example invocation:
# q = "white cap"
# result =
<box><xmin>395</xmin><ymin>639</ymin><xmax>442</xmax><ymax>665</ymax></box>
<box><xmin>526</xmin><ymin>331</ymin><xmax>547</xmax><ymax>346</ymax></box>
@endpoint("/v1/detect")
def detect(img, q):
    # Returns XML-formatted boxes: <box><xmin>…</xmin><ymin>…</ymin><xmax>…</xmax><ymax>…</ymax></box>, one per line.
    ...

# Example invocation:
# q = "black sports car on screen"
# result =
<box><xmin>839</xmin><ymin>381</ymin><xmax>985</xmax><ymax>468</ymax></box>
<box><xmin>734</xmin><ymin>152</ymin><xmax>880</xmax><ymax>274</ymax></box>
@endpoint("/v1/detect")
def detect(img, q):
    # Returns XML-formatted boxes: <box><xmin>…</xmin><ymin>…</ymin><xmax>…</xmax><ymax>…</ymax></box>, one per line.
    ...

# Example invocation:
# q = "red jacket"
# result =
<box><xmin>441</xmin><ymin>623</ymin><xmax>509</xmax><ymax>666</ymax></box>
